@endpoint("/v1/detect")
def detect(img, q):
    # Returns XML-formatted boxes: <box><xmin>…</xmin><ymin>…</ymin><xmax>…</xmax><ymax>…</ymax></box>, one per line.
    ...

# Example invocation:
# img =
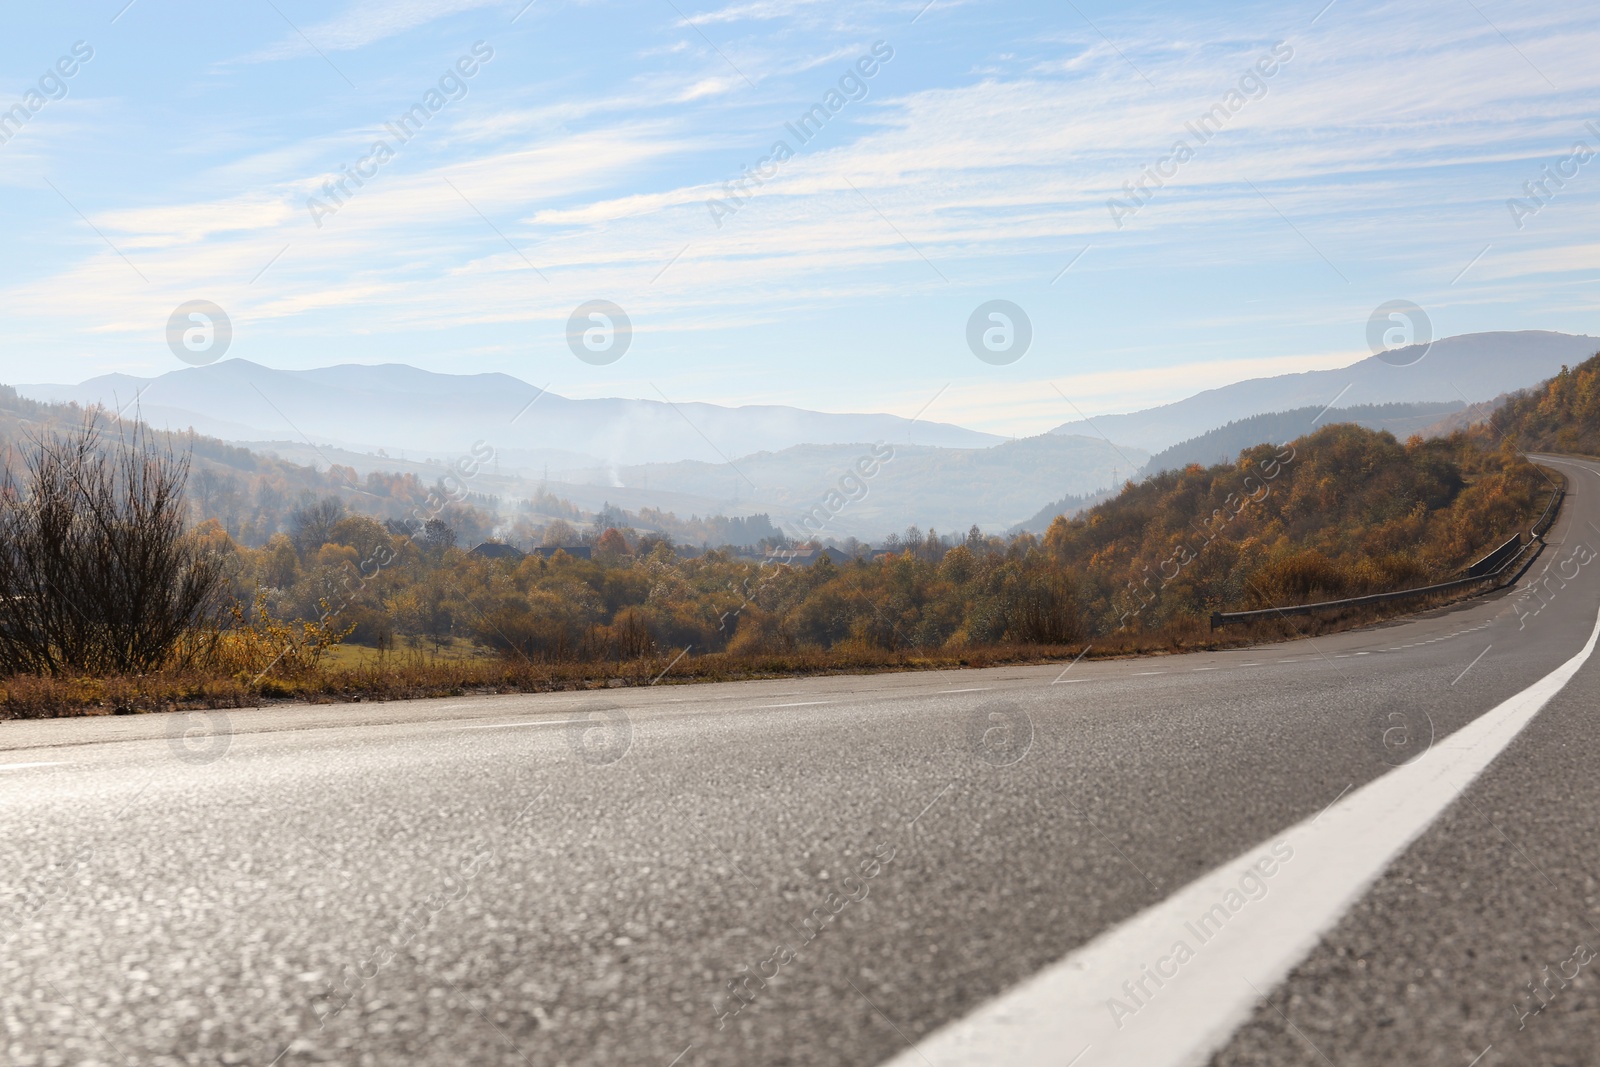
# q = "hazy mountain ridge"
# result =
<box><xmin>241</xmin><ymin>438</ymin><xmax>762</xmax><ymax>525</ymax></box>
<box><xmin>1141</xmin><ymin>402</ymin><xmax>1467</xmax><ymax>474</ymax></box>
<box><xmin>1421</xmin><ymin>397</ymin><xmax>1507</xmax><ymax>437</ymax></box>
<box><xmin>618</xmin><ymin>434</ymin><xmax>1148</xmax><ymax>537</ymax></box>
<box><xmin>1049</xmin><ymin>332</ymin><xmax>1600</xmax><ymax>453</ymax></box>
<box><xmin>0</xmin><ymin>385</ymin><xmax>462</xmax><ymax>545</ymax></box>
<box><xmin>1011</xmin><ymin>487</ymin><xmax>1121</xmax><ymax>536</ymax></box>
<box><xmin>20</xmin><ymin>360</ymin><xmax>1003</xmax><ymax>468</ymax></box>
<box><xmin>20</xmin><ymin>330</ymin><xmax>1593</xmax><ymax>541</ymax></box>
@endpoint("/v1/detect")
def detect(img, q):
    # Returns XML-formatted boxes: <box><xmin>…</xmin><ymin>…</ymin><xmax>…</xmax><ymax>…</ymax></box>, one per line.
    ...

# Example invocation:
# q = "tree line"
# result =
<box><xmin>0</xmin><ymin>396</ymin><xmax>1560</xmax><ymax>682</ymax></box>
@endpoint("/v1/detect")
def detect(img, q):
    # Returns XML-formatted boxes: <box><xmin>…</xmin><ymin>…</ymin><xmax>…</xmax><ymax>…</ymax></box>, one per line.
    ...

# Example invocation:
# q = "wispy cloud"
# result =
<box><xmin>244</xmin><ymin>0</ymin><xmax>512</xmax><ymax>61</ymax></box>
<box><xmin>686</xmin><ymin>0</ymin><xmax>834</xmax><ymax>25</ymax></box>
<box><xmin>6</xmin><ymin>0</ymin><xmax>1599</xmax><ymax>422</ymax></box>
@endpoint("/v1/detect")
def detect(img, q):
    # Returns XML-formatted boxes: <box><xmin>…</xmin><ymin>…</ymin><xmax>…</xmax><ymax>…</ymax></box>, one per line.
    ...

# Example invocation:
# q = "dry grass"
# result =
<box><xmin>1</xmin><ymin>527</ymin><xmax>1540</xmax><ymax>721</ymax></box>
<box><xmin>0</xmin><ymin>636</ymin><xmax>1255</xmax><ymax>719</ymax></box>
<box><xmin>0</xmin><ymin>600</ymin><xmax>1460</xmax><ymax>720</ymax></box>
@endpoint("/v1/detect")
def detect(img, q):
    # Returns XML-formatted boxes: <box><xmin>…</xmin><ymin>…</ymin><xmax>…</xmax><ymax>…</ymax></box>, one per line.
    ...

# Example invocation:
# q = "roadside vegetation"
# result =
<box><xmin>1486</xmin><ymin>350</ymin><xmax>1600</xmax><ymax>455</ymax></box>
<box><xmin>0</xmin><ymin>358</ymin><xmax>1583</xmax><ymax>718</ymax></box>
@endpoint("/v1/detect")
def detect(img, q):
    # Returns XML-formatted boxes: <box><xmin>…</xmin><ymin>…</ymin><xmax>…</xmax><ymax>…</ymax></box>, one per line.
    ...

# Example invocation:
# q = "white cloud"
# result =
<box><xmin>10</xmin><ymin>0</ymin><xmax>1600</xmax><ymax>430</ymax></box>
<box><xmin>246</xmin><ymin>0</ymin><xmax>510</xmax><ymax>61</ymax></box>
<box><xmin>687</xmin><ymin>0</ymin><xmax>841</xmax><ymax>26</ymax></box>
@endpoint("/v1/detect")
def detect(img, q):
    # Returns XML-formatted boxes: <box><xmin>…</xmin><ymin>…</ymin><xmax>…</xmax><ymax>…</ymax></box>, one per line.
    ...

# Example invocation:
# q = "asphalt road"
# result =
<box><xmin>3</xmin><ymin>457</ymin><xmax>1598</xmax><ymax>1067</ymax></box>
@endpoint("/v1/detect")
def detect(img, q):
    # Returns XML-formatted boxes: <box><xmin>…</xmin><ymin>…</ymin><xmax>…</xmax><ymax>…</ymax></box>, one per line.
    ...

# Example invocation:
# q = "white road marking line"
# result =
<box><xmin>458</xmin><ymin>719</ymin><xmax>592</xmax><ymax>731</ymax></box>
<box><xmin>755</xmin><ymin>701</ymin><xmax>832</xmax><ymax>708</ymax></box>
<box><xmin>0</xmin><ymin>761</ymin><xmax>69</xmax><ymax>771</ymax></box>
<box><xmin>1133</xmin><ymin>671</ymin><xmax>1166</xmax><ymax>676</ymax></box>
<box><xmin>879</xmin><ymin>594</ymin><xmax>1600</xmax><ymax>1067</ymax></box>
<box><xmin>941</xmin><ymin>688</ymin><xmax>994</xmax><ymax>694</ymax></box>
<box><xmin>1192</xmin><ymin>667</ymin><xmax>1219</xmax><ymax>672</ymax></box>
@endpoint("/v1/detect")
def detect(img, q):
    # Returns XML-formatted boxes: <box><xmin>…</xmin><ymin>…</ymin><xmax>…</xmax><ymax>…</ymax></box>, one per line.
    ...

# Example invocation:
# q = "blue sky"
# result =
<box><xmin>1</xmin><ymin>0</ymin><xmax>1596</xmax><ymax>435</ymax></box>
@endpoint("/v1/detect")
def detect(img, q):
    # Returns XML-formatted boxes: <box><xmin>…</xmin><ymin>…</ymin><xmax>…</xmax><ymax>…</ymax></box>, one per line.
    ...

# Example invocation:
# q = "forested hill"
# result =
<box><xmin>1142</xmin><ymin>402</ymin><xmax>1465</xmax><ymax>474</ymax></box>
<box><xmin>1484</xmin><ymin>351</ymin><xmax>1600</xmax><ymax>455</ymax></box>
<box><xmin>0</xmin><ymin>386</ymin><xmax>491</xmax><ymax>545</ymax></box>
<box><xmin>0</xmin><ymin>386</ymin><xmax>799</xmax><ymax>554</ymax></box>
<box><xmin>272</xmin><ymin>422</ymin><xmax>1545</xmax><ymax>659</ymax></box>
<box><xmin>1040</xmin><ymin>423</ymin><xmax>1545</xmax><ymax>633</ymax></box>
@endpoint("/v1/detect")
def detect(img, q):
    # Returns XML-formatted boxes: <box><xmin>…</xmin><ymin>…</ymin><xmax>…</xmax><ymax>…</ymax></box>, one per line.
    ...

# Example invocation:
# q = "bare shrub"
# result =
<box><xmin>0</xmin><ymin>416</ymin><xmax>227</xmax><ymax>675</ymax></box>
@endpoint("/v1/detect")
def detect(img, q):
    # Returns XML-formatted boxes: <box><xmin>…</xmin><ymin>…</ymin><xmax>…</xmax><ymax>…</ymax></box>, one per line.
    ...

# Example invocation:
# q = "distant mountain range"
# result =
<box><xmin>1141</xmin><ymin>402</ymin><xmax>1466</xmax><ymax>474</ymax></box>
<box><xmin>15</xmin><ymin>329</ymin><xmax>1595</xmax><ymax>540</ymax></box>
<box><xmin>18</xmin><ymin>360</ymin><xmax>1001</xmax><ymax>468</ymax></box>
<box><xmin>238</xmin><ymin>428</ymin><xmax>1143</xmax><ymax>538</ymax></box>
<box><xmin>615</xmin><ymin>435</ymin><xmax>1148</xmax><ymax>538</ymax></box>
<box><xmin>1048</xmin><ymin>331</ymin><xmax>1600</xmax><ymax>453</ymax></box>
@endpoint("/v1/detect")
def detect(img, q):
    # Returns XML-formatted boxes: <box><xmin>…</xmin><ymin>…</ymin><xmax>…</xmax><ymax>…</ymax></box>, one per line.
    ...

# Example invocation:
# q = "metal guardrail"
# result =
<box><xmin>1532</xmin><ymin>478</ymin><xmax>1565</xmax><ymax>537</ymax></box>
<box><xmin>1465</xmin><ymin>534</ymin><xmax>1523</xmax><ymax>578</ymax></box>
<box><xmin>1211</xmin><ymin>479</ymin><xmax>1566</xmax><ymax>629</ymax></box>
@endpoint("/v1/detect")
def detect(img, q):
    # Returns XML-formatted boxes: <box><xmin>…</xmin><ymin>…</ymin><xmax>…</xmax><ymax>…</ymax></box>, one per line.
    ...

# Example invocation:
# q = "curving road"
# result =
<box><xmin>3</xmin><ymin>456</ymin><xmax>1599</xmax><ymax>1067</ymax></box>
